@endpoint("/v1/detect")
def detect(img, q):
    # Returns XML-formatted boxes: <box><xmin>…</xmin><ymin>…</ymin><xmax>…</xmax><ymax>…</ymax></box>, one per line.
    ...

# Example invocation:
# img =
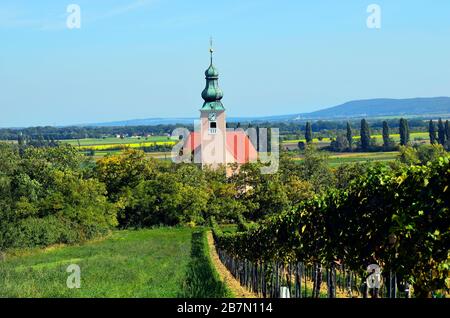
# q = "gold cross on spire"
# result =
<box><xmin>209</xmin><ymin>36</ymin><xmax>214</xmax><ymax>64</ymax></box>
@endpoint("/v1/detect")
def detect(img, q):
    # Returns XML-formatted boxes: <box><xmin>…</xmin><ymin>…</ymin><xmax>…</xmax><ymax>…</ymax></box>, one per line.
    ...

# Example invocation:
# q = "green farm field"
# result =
<box><xmin>327</xmin><ymin>151</ymin><xmax>399</xmax><ymax>166</ymax></box>
<box><xmin>84</xmin><ymin>148</ymin><xmax>399</xmax><ymax>166</ymax></box>
<box><xmin>293</xmin><ymin>151</ymin><xmax>399</xmax><ymax>167</ymax></box>
<box><xmin>60</xmin><ymin>136</ymin><xmax>178</xmax><ymax>152</ymax></box>
<box><xmin>0</xmin><ymin>228</ymin><xmax>230</xmax><ymax>298</ymax></box>
<box><xmin>82</xmin><ymin>150</ymin><xmax>174</xmax><ymax>160</ymax></box>
<box><xmin>61</xmin><ymin>136</ymin><xmax>177</xmax><ymax>146</ymax></box>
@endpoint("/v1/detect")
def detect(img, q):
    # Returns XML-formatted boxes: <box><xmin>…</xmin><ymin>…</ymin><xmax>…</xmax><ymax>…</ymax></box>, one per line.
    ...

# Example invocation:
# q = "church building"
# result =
<box><xmin>183</xmin><ymin>45</ymin><xmax>258</xmax><ymax>174</ymax></box>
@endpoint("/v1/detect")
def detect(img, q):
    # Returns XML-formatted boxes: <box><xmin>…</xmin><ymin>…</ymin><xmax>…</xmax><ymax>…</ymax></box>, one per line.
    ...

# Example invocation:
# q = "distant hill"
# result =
<box><xmin>302</xmin><ymin>97</ymin><xmax>450</xmax><ymax>119</ymax></box>
<box><xmin>87</xmin><ymin>97</ymin><xmax>450</xmax><ymax>126</ymax></box>
<box><xmin>88</xmin><ymin>117</ymin><xmax>197</xmax><ymax>127</ymax></box>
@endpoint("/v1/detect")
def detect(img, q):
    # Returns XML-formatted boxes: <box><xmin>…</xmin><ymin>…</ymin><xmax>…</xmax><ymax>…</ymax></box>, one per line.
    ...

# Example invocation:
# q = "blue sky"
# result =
<box><xmin>0</xmin><ymin>0</ymin><xmax>449</xmax><ymax>127</ymax></box>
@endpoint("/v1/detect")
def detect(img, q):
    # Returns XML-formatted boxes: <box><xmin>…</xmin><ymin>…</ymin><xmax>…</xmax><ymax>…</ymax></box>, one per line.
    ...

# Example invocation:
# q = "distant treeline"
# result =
<box><xmin>0</xmin><ymin>119</ymin><xmax>431</xmax><ymax>141</ymax></box>
<box><xmin>0</xmin><ymin>124</ymin><xmax>193</xmax><ymax>141</ymax></box>
<box><xmin>264</xmin><ymin>118</ymin><xmax>431</xmax><ymax>139</ymax></box>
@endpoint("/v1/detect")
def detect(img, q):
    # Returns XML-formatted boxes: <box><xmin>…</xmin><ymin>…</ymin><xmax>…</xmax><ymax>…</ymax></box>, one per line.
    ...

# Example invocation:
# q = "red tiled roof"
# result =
<box><xmin>184</xmin><ymin>131</ymin><xmax>258</xmax><ymax>164</ymax></box>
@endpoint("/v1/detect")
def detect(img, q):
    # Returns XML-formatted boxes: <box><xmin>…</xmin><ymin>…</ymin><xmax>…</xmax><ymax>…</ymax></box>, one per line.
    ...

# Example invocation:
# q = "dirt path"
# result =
<box><xmin>206</xmin><ymin>231</ymin><xmax>258</xmax><ymax>298</ymax></box>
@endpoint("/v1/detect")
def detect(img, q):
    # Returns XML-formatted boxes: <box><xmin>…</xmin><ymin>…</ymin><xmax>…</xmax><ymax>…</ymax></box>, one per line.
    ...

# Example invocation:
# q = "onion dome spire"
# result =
<box><xmin>201</xmin><ymin>38</ymin><xmax>225</xmax><ymax>111</ymax></box>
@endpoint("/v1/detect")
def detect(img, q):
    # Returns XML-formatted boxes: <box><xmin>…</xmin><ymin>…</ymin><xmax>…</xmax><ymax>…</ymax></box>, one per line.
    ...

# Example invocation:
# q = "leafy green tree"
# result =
<box><xmin>305</xmin><ymin>122</ymin><xmax>313</xmax><ymax>143</ymax></box>
<box><xmin>0</xmin><ymin>143</ymin><xmax>19</xmax><ymax>175</ymax></box>
<box><xmin>284</xmin><ymin>175</ymin><xmax>314</xmax><ymax>206</ymax></box>
<box><xmin>123</xmin><ymin>173</ymin><xmax>183</xmax><ymax>227</ymax></box>
<box><xmin>0</xmin><ymin>144</ymin><xmax>19</xmax><ymax>235</ymax></box>
<box><xmin>360</xmin><ymin>119</ymin><xmax>371</xmax><ymax>151</ymax></box>
<box><xmin>173</xmin><ymin>163</ymin><xmax>207</xmax><ymax>188</ymax></box>
<box><xmin>95</xmin><ymin>149</ymin><xmax>155</xmax><ymax>200</ymax></box>
<box><xmin>329</xmin><ymin>135</ymin><xmax>349</xmax><ymax>152</ymax></box>
<box><xmin>199</xmin><ymin>165</ymin><xmax>246</xmax><ymax>222</ymax></box>
<box><xmin>299</xmin><ymin>146</ymin><xmax>335</xmax><ymax>192</ymax></box>
<box><xmin>334</xmin><ymin>163</ymin><xmax>369</xmax><ymax>189</ymax></box>
<box><xmin>122</xmin><ymin>172</ymin><xmax>208</xmax><ymax>227</ymax></box>
<box><xmin>41</xmin><ymin>170</ymin><xmax>117</xmax><ymax>232</ymax></box>
<box><xmin>399</xmin><ymin>144</ymin><xmax>447</xmax><ymax>166</ymax></box>
<box><xmin>231</xmin><ymin>163</ymin><xmax>290</xmax><ymax>220</ymax></box>
<box><xmin>0</xmin><ymin>144</ymin><xmax>117</xmax><ymax>250</ymax></box>
<box><xmin>251</xmin><ymin>175</ymin><xmax>290</xmax><ymax>220</ymax></box>
<box><xmin>207</xmin><ymin>180</ymin><xmax>246</xmax><ymax>222</ymax></box>
<box><xmin>429</xmin><ymin>120</ymin><xmax>437</xmax><ymax>145</ymax></box>
<box><xmin>22</xmin><ymin>144</ymin><xmax>82</xmax><ymax>172</ymax></box>
<box><xmin>416</xmin><ymin>144</ymin><xmax>447</xmax><ymax>164</ymax></box>
<box><xmin>398</xmin><ymin>146</ymin><xmax>420</xmax><ymax>166</ymax></box>
<box><xmin>278</xmin><ymin>151</ymin><xmax>303</xmax><ymax>180</ymax></box>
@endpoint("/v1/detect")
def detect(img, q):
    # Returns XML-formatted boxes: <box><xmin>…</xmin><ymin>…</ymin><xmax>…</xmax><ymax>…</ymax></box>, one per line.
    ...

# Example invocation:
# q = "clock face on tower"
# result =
<box><xmin>208</xmin><ymin>112</ymin><xmax>216</xmax><ymax>121</ymax></box>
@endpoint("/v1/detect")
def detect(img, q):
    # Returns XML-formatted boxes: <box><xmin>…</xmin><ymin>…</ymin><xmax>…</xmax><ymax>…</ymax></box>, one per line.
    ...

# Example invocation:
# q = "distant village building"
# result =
<box><xmin>183</xmin><ymin>44</ymin><xmax>257</xmax><ymax>175</ymax></box>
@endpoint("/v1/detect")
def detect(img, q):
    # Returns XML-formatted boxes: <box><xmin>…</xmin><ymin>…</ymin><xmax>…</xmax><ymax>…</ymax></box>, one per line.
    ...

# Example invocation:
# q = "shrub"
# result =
<box><xmin>0</xmin><ymin>217</ymin><xmax>79</xmax><ymax>249</ymax></box>
<box><xmin>0</xmin><ymin>144</ymin><xmax>117</xmax><ymax>251</ymax></box>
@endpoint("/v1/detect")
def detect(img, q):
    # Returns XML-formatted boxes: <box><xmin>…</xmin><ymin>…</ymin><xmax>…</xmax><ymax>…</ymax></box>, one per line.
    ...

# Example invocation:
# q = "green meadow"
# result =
<box><xmin>0</xmin><ymin>228</ymin><xmax>229</xmax><ymax>298</ymax></box>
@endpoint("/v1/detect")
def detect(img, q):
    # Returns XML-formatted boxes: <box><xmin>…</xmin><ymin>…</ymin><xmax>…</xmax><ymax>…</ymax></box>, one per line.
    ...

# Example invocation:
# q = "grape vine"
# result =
<box><xmin>212</xmin><ymin>157</ymin><xmax>450</xmax><ymax>297</ymax></box>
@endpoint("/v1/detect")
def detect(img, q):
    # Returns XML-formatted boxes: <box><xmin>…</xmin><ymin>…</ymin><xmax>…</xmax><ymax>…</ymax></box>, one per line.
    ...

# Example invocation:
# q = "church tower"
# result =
<box><xmin>182</xmin><ymin>41</ymin><xmax>258</xmax><ymax>173</ymax></box>
<box><xmin>199</xmin><ymin>42</ymin><xmax>227</xmax><ymax>169</ymax></box>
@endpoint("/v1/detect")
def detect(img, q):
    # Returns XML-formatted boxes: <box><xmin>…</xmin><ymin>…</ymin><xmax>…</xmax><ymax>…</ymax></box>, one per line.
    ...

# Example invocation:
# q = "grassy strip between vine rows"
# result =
<box><xmin>180</xmin><ymin>229</ymin><xmax>233</xmax><ymax>298</ymax></box>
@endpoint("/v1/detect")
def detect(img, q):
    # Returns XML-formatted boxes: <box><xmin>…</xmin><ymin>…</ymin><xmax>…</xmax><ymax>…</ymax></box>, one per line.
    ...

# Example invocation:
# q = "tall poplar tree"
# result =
<box><xmin>255</xmin><ymin>125</ymin><xmax>260</xmax><ymax>151</ymax></box>
<box><xmin>382</xmin><ymin>121</ymin><xmax>390</xmax><ymax>148</ymax></box>
<box><xmin>437</xmin><ymin>118</ymin><xmax>446</xmax><ymax>145</ymax></box>
<box><xmin>429</xmin><ymin>120</ymin><xmax>437</xmax><ymax>145</ymax></box>
<box><xmin>445</xmin><ymin>120</ymin><xmax>450</xmax><ymax>141</ymax></box>
<box><xmin>346</xmin><ymin>122</ymin><xmax>353</xmax><ymax>151</ymax></box>
<box><xmin>360</xmin><ymin>119</ymin><xmax>371</xmax><ymax>151</ymax></box>
<box><xmin>305</xmin><ymin>122</ymin><xmax>313</xmax><ymax>143</ymax></box>
<box><xmin>399</xmin><ymin>118</ymin><xmax>410</xmax><ymax>146</ymax></box>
